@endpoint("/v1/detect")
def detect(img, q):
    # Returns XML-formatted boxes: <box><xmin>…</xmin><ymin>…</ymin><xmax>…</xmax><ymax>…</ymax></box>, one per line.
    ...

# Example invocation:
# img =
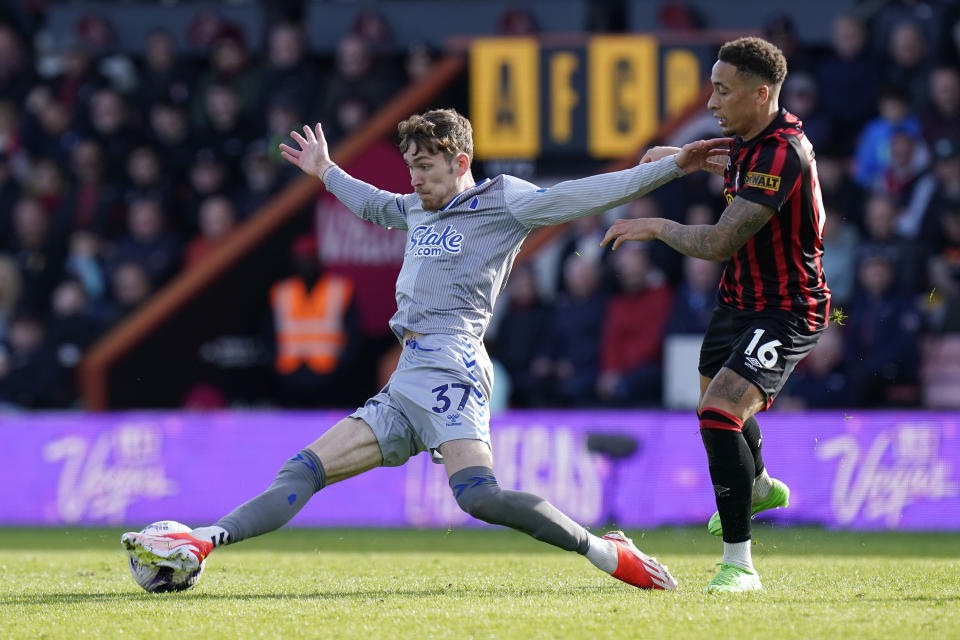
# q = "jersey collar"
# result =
<box><xmin>440</xmin><ymin>178</ymin><xmax>489</xmax><ymax>212</ymax></box>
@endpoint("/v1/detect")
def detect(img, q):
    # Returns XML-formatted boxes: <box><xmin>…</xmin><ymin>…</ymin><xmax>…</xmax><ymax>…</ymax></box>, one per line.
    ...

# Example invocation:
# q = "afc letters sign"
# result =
<box><xmin>470</xmin><ymin>36</ymin><xmax>704</xmax><ymax>160</ymax></box>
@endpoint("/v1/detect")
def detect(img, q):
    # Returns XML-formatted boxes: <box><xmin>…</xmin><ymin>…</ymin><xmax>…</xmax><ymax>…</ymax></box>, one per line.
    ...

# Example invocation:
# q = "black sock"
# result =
<box><xmin>741</xmin><ymin>415</ymin><xmax>765</xmax><ymax>478</ymax></box>
<box><xmin>699</xmin><ymin>408</ymin><xmax>755</xmax><ymax>543</ymax></box>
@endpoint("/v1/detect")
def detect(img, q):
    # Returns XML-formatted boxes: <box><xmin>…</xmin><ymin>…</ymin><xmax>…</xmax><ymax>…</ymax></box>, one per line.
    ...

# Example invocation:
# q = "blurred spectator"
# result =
<box><xmin>921</xmin><ymin>66</ymin><xmax>960</xmax><ymax>147</ymax></box>
<box><xmin>260</xmin><ymin>21</ymin><xmax>317</xmax><ymax>113</ymax></box>
<box><xmin>538</xmin><ymin>254</ymin><xmax>607</xmax><ymax>406</ymax></box>
<box><xmin>0</xmin><ymin>311</ymin><xmax>61</xmax><ymax>408</ymax></box>
<box><xmin>234</xmin><ymin>141</ymin><xmax>284</xmax><ymax>217</ymax></box>
<box><xmin>870</xmin><ymin>0</ymin><xmax>947</xmax><ymax>64</ymax></box>
<box><xmin>817</xmin><ymin>14</ymin><xmax>881</xmax><ymax>155</ymax></box>
<box><xmin>85</xmin><ymin>87</ymin><xmax>140</xmax><ymax>170</ymax></box>
<box><xmin>5</xmin><ymin>196</ymin><xmax>64</xmax><ymax>311</ymax></box>
<box><xmin>180</xmin><ymin>148</ymin><xmax>230</xmax><ymax>233</ymax></box>
<box><xmin>108</xmin><ymin>261</ymin><xmax>153</xmax><ymax>320</ymax></box>
<box><xmin>777</xmin><ymin>325</ymin><xmax>851</xmax><ymax>409</ymax></box>
<box><xmin>48</xmin><ymin>277</ymin><xmax>103</xmax><ymax>403</ymax></box>
<box><xmin>926</xmin><ymin>201</ymin><xmax>960</xmax><ymax>331</ymax></box>
<box><xmin>198</xmin><ymin>82</ymin><xmax>256</xmax><ymax>174</ymax></box>
<box><xmin>879</xmin><ymin>128</ymin><xmax>932</xmax><ymax>214</ymax></box>
<box><xmin>25</xmin><ymin>155</ymin><xmax>67</xmax><ymax>216</ymax></box>
<box><xmin>854</xmin><ymin>85</ymin><xmax>921</xmax><ymax>188</ymax></box>
<box><xmin>147</xmin><ymin>100</ymin><xmax>194</xmax><ymax>186</ymax></box>
<box><xmin>819</xmin><ymin>209</ymin><xmax>859</xmax><ymax>308</ymax></box>
<box><xmin>22</xmin><ymin>88</ymin><xmax>74</xmax><ymax>165</ymax></box>
<box><xmin>45</xmin><ymin>41</ymin><xmax>106</xmax><ymax>118</ymax></box>
<box><xmin>191</xmin><ymin>22</ymin><xmax>261</xmax><ymax>127</ymax></box>
<box><xmin>488</xmin><ymin>263</ymin><xmax>551</xmax><ymax>407</ymax></box>
<box><xmin>0</xmin><ymin>22</ymin><xmax>35</xmax><ymax>105</ymax></box>
<box><xmin>846</xmin><ymin>250</ymin><xmax>922</xmax><ymax>405</ymax></box>
<box><xmin>73</xmin><ymin>12</ymin><xmax>137</xmax><ymax>94</ymax></box>
<box><xmin>817</xmin><ymin>153</ymin><xmax>865</xmax><ymax>229</ymax></box>
<box><xmin>107</xmin><ymin>197</ymin><xmax>181</xmax><ymax>287</ymax></box>
<box><xmin>883</xmin><ymin>21</ymin><xmax>934</xmax><ymax>113</ymax></box>
<box><xmin>404</xmin><ymin>40</ymin><xmax>436</xmax><ymax>84</ymax></box>
<box><xmin>184</xmin><ymin>195</ymin><xmax>238</xmax><ymax>268</ymax></box>
<box><xmin>667</xmin><ymin>256</ymin><xmax>720</xmax><ymax>335</ymax></box>
<box><xmin>919</xmin><ymin>138</ymin><xmax>960</xmax><ymax>243</ymax></box>
<box><xmin>320</xmin><ymin>35</ymin><xmax>398</xmax><ymax>142</ymax></box>
<box><xmin>65</xmin><ymin>231</ymin><xmax>107</xmax><ymax>307</ymax></box>
<box><xmin>597</xmin><ymin>245</ymin><xmax>673</xmax><ymax>405</ymax></box>
<box><xmin>0</xmin><ymin>254</ymin><xmax>21</xmax><ymax>342</ymax></box>
<box><xmin>124</xmin><ymin>144</ymin><xmax>169</xmax><ymax>206</ymax></box>
<box><xmin>780</xmin><ymin>71</ymin><xmax>833</xmax><ymax>147</ymax></box>
<box><xmin>267</xmin><ymin>235</ymin><xmax>362</xmax><ymax>407</ymax></box>
<box><xmin>138</xmin><ymin>28</ymin><xmax>194</xmax><ymax>113</ymax></box>
<box><xmin>860</xmin><ymin>191</ymin><xmax>922</xmax><ymax>292</ymax></box>
<box><xmin>763</xmin><ymin>13</ymin><xmax>819</xmax><ymax>74</ymax></box>
<box><xmin>656</xmin><ymin>2</ymin><xmax>706</xmax><ymax>31</ymax></box>
<box><xmin>497</xmin><ymin>8</ymin><xmax>539</xmax><ymax>35</ymax></box>
<box><xmin>58</xmin><ymin>138</ymin><xmax>122</xmax><ymax>238</ymax></box>
<box><xmin>351</xmin><ymin>9</ymin><xmax>395</xmax><ymax>52</ymax></box>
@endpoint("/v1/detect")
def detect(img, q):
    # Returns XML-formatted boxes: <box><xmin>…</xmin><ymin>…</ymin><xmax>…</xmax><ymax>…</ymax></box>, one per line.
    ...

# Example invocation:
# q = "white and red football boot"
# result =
<box><xmin>602</xmin><ymin>530</ymin><xmax>678</xmax><ymax>591</ymax></box>
<box><xmin>121</xmin><ymin>530</ymin><xmax>214</xmax><ymax>573</ymax></box>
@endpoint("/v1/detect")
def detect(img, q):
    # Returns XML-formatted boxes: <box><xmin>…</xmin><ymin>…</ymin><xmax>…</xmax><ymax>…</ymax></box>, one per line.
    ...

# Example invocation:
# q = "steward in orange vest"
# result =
<box><xmin>268</xmin><ymin>235</ymin><xmax>361</xmax><ymax>406</ymax></box>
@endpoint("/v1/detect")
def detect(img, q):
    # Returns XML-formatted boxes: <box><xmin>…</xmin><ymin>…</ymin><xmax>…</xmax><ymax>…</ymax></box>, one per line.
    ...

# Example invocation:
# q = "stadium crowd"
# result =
<box><xmin>0</xmin><ymin>2</ymin><xmax>959</xmax><ymax>411</ymax></box>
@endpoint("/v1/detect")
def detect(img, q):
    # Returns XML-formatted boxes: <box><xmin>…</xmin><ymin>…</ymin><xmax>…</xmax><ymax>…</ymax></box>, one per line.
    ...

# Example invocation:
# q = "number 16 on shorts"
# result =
<box><xmin>743</xmin><ymin>328</ymin><xmax>782</xmax><ymax>370</ymax></box>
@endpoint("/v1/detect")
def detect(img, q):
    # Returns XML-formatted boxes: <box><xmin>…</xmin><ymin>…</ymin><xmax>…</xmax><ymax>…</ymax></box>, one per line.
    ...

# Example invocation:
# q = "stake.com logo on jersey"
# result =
<box><xmin>407</xmin><ymin>224</ymin><xmax>464</xmax><ymax>256</ymax></box>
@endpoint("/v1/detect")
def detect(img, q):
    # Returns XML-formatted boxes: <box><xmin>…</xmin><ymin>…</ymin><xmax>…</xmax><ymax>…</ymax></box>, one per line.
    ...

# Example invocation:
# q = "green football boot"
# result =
<box><xmin>705</xmin><ymin>563</ymin><xmax>762</xmax><ymax>593</ymax></box>
<box><xmin>706</xmin><ymin>478</ymin><xmax>790</xmax><ymax>536</ymax></box>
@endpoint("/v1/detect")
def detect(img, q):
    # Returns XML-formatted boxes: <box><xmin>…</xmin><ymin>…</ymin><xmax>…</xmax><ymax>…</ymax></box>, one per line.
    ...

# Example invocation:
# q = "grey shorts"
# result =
<box><xmin>351</xmin><ymin>333</ymin><xmax>493</xmax><ymax>466</ymax></box>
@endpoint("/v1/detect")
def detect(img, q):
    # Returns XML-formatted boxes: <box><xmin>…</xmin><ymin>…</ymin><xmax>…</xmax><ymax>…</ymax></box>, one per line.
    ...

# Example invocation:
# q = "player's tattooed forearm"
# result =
<box><xmin>656</xmin><ymin>198</ymin><xmax>774</xmax><ymax>262</ymax></box>
<box><xmin>656</xmin><ymin>222</ymin><xmax>727</xmax><ymax>261</ymax></box>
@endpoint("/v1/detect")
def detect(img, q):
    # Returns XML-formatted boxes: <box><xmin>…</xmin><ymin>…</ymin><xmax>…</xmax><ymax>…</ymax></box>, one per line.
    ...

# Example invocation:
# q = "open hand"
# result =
<box><xmin>600</xmin><ymin>218</ymin><xmax>661</xmax><ymax>251</ymax></box>
<box><xmin>674</xmin><ymin>137</ymin><xmax>733</xmax><ymax>174</ymax></box>
<box><xmin>279</xmin><ymin>123</ymin><xmax>333</xmax><ymax>178</ymax></box>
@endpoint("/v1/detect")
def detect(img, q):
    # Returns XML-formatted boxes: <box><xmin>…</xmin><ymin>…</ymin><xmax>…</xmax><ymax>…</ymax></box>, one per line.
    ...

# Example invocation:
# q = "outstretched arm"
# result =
<box><xmin>279</xmin><ymin>123</ymin><xmax>408</xmax><ymax>230</ymax></box>
<box><xmin>508</xmin><ymin>138</ymin><xmax>731</xmax><ymax>228</ymax></box>
<box><xmin>601</xmin><ymin>196</ymin><xmax>774</xmax><ymax>261</ymax></box>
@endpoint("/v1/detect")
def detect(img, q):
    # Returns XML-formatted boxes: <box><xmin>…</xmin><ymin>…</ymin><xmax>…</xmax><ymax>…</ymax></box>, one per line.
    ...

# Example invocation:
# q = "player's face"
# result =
<box><xmin>404</xmin><ymin>142</ymin><xmax>461</xmax><ymax>211</ymax></box>
<box><xmin>708</xmin><ymin>60</ymin><xmax>765</xmax><ymax>137</ymax></box>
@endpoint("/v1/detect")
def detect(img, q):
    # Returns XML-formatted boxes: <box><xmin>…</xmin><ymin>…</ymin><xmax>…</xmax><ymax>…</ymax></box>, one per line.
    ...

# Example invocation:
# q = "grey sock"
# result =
<box><xmin>449</xmin><ymin>466</ymin><xmax>590</xmax><ymax>554</ymax></box>
<box><xmin>216</xmin><ymin>448</ymin><xmax>326</xmax><ymax>543</ymax></box>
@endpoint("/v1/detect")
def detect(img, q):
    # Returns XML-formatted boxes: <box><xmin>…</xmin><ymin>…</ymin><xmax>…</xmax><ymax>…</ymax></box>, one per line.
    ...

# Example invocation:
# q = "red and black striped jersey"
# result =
<box><xmin>720</xmin><ymin>109</ymin><xmax>831</xmax><ymax>331</ymax></box>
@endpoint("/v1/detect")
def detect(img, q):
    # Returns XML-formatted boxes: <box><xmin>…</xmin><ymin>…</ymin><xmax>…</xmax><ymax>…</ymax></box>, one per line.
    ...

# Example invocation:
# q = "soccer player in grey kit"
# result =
<box><xmin>122</xmin><ymin>108</ymin><xmax>729</xmax><ymax>591</ymax></box>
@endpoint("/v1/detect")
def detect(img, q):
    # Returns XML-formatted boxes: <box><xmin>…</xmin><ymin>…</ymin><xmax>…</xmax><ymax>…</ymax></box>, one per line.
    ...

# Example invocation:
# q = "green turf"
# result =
<box><xmin>1</xmin><ymin>527</ymin><xmax>958</xmax><ymax>639</ymax></box>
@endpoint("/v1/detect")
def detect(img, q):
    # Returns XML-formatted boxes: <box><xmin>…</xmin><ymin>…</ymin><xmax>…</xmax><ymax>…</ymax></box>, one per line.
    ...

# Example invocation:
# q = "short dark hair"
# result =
<box><xmin>718</xmin><ymin>37</ymin><xmax>787</xmax><ymax>86</ymax></box>
<box><xmin>397</xmin><ymin>108</ymin><xmax>473</xmax><ymax>161</ymax></box>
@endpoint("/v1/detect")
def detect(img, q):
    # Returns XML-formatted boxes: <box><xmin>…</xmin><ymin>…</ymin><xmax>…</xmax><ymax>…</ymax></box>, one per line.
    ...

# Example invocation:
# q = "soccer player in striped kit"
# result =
<box><xmin>602</xmin><ymin>37</ymin><xmax>830</xmax><ymax>592</ymax></box>
<box><xmin>121</xmin><ymin>108</ymin><xmax>729</xmax><ymax>592</ymax></box>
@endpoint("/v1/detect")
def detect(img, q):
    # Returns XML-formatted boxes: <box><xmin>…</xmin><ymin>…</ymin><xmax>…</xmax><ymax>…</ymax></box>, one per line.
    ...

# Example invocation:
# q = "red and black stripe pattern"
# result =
<box><xmin>720</xmin><ymin>109</ymin><xmax>830</xmax><ymax>331</ymax></box>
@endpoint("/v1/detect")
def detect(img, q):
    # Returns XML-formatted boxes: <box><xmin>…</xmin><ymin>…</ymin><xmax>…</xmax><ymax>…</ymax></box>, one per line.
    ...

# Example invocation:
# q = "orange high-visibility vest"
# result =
<box><xmin>270</xmin><ymin>275</ymin><xmax>354</xmax><ymax>374</ymax></box>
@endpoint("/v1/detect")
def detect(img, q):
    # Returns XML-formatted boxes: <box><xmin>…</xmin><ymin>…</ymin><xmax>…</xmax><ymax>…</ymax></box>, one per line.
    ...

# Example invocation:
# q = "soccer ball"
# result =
<box><xmin>127</xmin><ymin>520</ymin><xmax>205</xmax><ymax>593</ymax></box>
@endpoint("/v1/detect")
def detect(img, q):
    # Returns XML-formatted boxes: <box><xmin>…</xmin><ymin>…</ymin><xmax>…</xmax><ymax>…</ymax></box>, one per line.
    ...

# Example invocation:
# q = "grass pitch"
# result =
<box><xmin>1</xmin><ymin>526</ymin><xmax>957</xmax><ymax>639</ymax></box>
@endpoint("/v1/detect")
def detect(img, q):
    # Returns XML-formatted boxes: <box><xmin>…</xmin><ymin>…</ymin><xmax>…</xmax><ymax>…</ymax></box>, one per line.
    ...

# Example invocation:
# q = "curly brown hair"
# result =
<box><xmin>397</xmin><ymin>108</ymin><xmax>474</xmax><ymax>161</ymax></box>
<box><xmin>718</xmin><ymin>37</ymin><xmax>787</xmax><ymax>86</ymax></box>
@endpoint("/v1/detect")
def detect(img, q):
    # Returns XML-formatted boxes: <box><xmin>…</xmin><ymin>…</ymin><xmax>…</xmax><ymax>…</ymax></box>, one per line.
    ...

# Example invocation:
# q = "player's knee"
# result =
<box><xmin>449</xmin><ymin>466</ymin><xmax>502</xmax><ymax>521</ymax></box>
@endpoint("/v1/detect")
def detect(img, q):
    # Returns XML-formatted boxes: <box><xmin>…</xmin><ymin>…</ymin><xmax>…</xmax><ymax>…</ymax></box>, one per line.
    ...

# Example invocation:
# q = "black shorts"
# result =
<box><xmin>698</xmin><ymin>305</ymin><xmax>823</xmax><ymax>409</ymax></box>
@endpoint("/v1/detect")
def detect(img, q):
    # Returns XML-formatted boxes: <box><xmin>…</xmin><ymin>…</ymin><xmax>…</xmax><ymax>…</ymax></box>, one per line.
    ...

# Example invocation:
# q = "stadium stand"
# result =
<box><xmin>0</xmin><ymin>1</ymin><xmax>958</xmax><ymax>410</ymax></box>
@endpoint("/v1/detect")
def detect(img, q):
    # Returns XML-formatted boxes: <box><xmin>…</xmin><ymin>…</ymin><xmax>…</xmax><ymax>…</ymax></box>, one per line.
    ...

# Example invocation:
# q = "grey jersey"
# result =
<box><xmin>323</xmin><ymin>156</ymin><xmax>685</xmax><ymax>342</ymax></box>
